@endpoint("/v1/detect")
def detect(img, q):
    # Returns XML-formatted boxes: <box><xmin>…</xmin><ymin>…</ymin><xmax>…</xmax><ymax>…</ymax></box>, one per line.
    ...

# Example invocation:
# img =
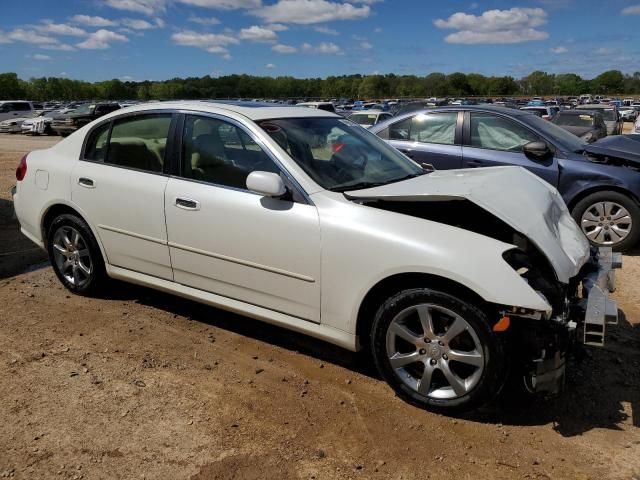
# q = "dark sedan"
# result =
<box><xmin>370</xmin><ymin>106</ymin><xmax>640</xmax><ymax>251</ymax></box>
<box><xmin>551</xmin><ymin>110</ymin><xmax>607</xmax><ymax>143</ymax></box>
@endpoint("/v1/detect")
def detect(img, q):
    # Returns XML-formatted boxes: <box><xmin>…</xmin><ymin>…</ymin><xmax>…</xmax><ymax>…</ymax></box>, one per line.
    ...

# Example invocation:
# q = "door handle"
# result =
<box><xmin>398</xmin><ymin>149</ymin><xmax>415</xmax><ymax>158</ymax></box>
<box><xmin>467</xmin><ymin>161</ymin><xmax>485</xmax><ymax>168</ymax></box>
<box><xmin>78</xmin><ymin>177</ymin><xmax>95</xmax><ymax>188</ymax></box>
<box><xmin>175</xmin><ymin>197</ymin><xmax>200</xmax><ymax>211</ymax></box>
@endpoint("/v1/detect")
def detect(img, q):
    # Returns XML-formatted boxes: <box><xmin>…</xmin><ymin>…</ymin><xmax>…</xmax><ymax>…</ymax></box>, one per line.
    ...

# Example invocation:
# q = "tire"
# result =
<box><xmin>571</xmin><ymin>191</ymin><xmax>640</xmax><ymax>252</ymax></box>
<box><xmin>46</xmin><ymin>213</ymin><xmax>107</xmax><ymax>296</ymax></box>
<box><xmin>370</xmin><ymin>288</ymin><xmax>507</xmax><ymax>414</ymax></box>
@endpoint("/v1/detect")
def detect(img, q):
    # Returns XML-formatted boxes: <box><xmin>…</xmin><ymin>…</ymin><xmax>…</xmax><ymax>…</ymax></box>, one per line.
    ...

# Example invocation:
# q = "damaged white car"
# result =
<box><xmin>12</xmin><ymin>102</ymin><xmax>620</xmax><ymax>413</ymax></box>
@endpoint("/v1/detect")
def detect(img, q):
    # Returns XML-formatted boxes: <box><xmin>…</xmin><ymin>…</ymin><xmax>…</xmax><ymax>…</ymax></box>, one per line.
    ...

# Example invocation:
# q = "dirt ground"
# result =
<box><xmin>0</xmin><ymin>129</ymin><xmax>639</xmax><ymax>480</ymax></box>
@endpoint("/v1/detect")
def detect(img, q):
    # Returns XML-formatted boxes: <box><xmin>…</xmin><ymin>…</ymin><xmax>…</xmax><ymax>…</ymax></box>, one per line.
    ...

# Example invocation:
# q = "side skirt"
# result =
<box><xmin>106</xmin><ymin>264</ymin><xmax>357</xmax><ymax>352</ymax></box>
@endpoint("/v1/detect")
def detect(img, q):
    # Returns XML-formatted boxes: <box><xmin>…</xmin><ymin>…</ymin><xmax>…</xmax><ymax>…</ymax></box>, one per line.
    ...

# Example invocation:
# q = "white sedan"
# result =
<box><xmin>12</xmin><ymin>101</ymin><xmax>619</xmax><ymax>413</ymax></box>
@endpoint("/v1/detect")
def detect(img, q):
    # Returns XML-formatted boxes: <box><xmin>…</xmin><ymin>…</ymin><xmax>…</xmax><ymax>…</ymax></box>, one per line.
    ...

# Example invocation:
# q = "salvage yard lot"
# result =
<box><xmin>1</xmin><ymin>133</ymin><xmax>639</xmax><ymax>479</ymax></box>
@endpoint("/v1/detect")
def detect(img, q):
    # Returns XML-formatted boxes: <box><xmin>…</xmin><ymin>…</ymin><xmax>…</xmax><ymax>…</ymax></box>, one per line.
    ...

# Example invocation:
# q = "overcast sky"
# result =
<box><xmin>1</xmin><ymin>0</ymin><xmax>639</xmax><ymax>81</ymax></box>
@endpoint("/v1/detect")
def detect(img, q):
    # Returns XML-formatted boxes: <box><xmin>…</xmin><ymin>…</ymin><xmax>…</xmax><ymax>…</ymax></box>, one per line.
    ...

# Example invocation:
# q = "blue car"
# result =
<box><xmin>370</xmin><ymin>106</ymin><xmax>640</xmax><ymax>251</ymax></box>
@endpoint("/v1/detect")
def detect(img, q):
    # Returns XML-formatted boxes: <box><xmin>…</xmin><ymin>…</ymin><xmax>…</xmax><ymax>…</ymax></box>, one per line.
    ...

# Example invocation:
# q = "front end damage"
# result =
<box><xmin>504</xmin><ymin>247</ymin><xmax>621</xmax><ymax>394</ymax></box>
<box><xmin>346</xmin><ymin>166</ymin><xmax>622</xmax><ymax>395</ymax></box>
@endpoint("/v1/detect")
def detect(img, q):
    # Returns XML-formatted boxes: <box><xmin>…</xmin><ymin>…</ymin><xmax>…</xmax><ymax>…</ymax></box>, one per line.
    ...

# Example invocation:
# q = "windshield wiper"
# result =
<box><xmin>329</xmin><ymin>181</ymin><xmax>387</xmax><ymax>192</ymax></box>
<box><xmin>329</xmin><ymin>172</ymin><xmax>426</xmax><ymax>193</ymax></box>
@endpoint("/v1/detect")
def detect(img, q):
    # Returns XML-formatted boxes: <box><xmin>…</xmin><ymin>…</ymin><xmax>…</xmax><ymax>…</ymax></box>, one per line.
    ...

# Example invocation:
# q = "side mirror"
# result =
<box><xmin>523</xmin><ymin>141</ymin><xmax>552</xmax><ymax>161</ymax></box>
<box><xmin>246</xmin><ymin>171</ymin><xmax>287</xmax><ymax>198</ymax></box>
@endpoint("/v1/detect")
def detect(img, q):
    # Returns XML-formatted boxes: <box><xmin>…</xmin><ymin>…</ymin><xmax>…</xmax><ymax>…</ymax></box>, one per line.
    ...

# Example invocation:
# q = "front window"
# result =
<box><xmin>257</xmin><ymin>117</ymin><xmax>423</xmax><ymax>192</ymax></box>
<box><xmin>470</xmin><ymin>113</ymin><xmax>539</xmax><ymax>152</ymax></box>
<box><xmin>181</xmin><ymin>115</ymin><xmax>279</xmax><ymax>190</ymax></box>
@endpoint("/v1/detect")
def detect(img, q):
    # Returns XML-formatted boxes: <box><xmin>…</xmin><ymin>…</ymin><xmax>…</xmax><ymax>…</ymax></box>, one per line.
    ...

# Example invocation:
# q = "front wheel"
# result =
<box><xmin>571</xmin><ymin>191</ymin><xmax>640</xmax><ymax>252</ymax></box>
<box><xmin>370</xmin><ymin>288</ymin><xmax>506</xmax><ymax>414</ymax></box>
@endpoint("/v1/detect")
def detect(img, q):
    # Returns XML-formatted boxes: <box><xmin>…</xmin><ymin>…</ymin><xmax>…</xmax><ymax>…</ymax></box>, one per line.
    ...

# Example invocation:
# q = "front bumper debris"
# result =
<box><xmin>580</xmin><ymin>247</ymin><xmax>622</xmax><ymax>346</ymax></box>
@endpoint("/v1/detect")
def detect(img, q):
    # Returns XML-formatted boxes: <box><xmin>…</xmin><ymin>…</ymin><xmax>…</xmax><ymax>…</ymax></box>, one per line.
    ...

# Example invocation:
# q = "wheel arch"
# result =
<box><xmin>355</xmin><ymin>272</ymin><xmax>493</xmax><ymax>351</ymax></box>
<box><xmin>566</xmin><ymin>185</ymin><xmax>640</xmax><ymax>212</ymax></box>
<box><xmin>41</xmin><ymin>202</ymin><xmax>108</xmax><ymax>263</ymax></box>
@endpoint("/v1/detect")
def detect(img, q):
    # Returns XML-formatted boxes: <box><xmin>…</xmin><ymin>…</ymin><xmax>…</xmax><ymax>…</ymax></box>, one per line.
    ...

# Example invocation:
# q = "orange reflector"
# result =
<box><xmin>493</xmin><ymin>316</ymin><xmax>511</xmax><ymax>332</ymax></box>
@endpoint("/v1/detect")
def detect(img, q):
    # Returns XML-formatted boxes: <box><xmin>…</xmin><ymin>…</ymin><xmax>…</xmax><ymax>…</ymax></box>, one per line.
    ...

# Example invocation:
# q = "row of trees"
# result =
<box><xmin>1</xmin><ymin>70</ymin><xmax>639</xmax><ymax>101</ymax></box>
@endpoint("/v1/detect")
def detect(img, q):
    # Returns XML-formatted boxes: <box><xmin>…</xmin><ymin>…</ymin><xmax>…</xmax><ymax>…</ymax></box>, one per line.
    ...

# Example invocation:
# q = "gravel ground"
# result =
<box><xmin>0</xmin><ymin>131</ymin><xmax>639</xmax><ymax>480</ymax></box>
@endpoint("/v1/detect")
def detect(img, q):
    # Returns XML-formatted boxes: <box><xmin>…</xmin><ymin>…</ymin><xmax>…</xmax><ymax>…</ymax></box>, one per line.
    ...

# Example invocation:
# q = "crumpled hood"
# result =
<box><xmin>346</xmin><ymin>166</ymin><xmax>591</xmax><ymax>283</ymax></box>
<box><xmin>584</xmin><ymin>134</ymin><xmax>640</xmax><ymax>166</ymax></box>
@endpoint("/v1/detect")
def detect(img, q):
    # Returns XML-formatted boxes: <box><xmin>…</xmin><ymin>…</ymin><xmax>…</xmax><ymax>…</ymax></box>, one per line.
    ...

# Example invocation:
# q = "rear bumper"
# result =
<box><xmin>580</xmin><ymin>247</ymin><xmax>621</xmax><ymax>346</ymax></box>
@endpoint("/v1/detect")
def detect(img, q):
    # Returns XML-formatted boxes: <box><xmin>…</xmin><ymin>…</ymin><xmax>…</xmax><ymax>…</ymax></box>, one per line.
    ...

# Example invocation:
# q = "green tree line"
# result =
<box><xmin>1</xmin><ymin>70</ymin><xmax>639</xmax><ymax>101</ymax></box>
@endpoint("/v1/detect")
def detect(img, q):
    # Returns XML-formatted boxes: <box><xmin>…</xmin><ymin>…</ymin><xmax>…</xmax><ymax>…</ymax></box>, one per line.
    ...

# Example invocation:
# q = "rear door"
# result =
<box><xmin>383</xmin><ymin>111</ymin><xmax>463</xmax><ymax>169</ymax></box>
<box><xmin>462</xmin><ymin>111</ymin><xmax>560</xmax><ymax>187</ymax></box>
<box><xmin>71</xmin><ymin>112</ymin><xmax>175</xmax><ymax>280</ymax></box>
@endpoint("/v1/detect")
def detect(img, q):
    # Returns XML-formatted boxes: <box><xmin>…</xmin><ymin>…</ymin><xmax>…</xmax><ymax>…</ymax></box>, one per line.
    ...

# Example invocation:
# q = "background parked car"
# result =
<box><xmin>20</xmin><ymin>109</ymin><xmax>66</xmax><ymax>135</ymax></box>
<box><xmin>576</xmin><ymin>104</ymin><xmax>622</xmax><ymax>135</ymax></box>
<box><xmin>520</xmin><ymin>105</ymin><xmax>559</xmax><ymax>120</ymax></box>
<box><xmin>0</xmin><ymin>109</ymin><xmax>53</xmax><ymax>134</ymax></box>
<box><xmin>551</xmin><ymin>110</ymin><xmax>607</xmax><ymax>143</ymax></box>
<box><xmin>0</xmin><ymin>101</ymin><xmax>34</xmax><ymax>123</ymax></box>
<box><xmin>348</xmin><ymin>110</ymin><xmax>393</xmax><ymax>128</ymax></box>
<box><xmin>51</xmin><ymin>103</ymin><xmax>120</xmax><ymax>136</ymax></box>
<box><xmin>371</xmin><ymin>105</ymin><xmax>640</xmax><ymax>251</ymax></box>
<box><xmin>295</xmin><ymin>101</ymin><xmax>336</xmax><ymax>113</ymax></box>
<box><xmin>619</xmin><ymin>107</ymin><xmax>638</xmax><ymax>122</ymax></box>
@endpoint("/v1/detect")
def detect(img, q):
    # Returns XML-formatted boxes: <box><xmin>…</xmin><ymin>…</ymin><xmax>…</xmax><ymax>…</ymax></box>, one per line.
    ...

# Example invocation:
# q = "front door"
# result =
<box><xmin>164</xmin><ymin>113</ymin><xmax>322</xmax><ymax>322</ymax></box>
<box><xmin>462</xmin><ymin>111</ymin><xmax>560</xmax><ymax>187</ymax></box>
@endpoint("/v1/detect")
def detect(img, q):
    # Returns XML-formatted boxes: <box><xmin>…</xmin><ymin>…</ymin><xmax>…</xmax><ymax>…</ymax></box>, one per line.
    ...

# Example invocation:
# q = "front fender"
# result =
<box><xmin>312</xmin><ymin>193</ymin><xmax>551</xmax><ymax>335</ymax></box>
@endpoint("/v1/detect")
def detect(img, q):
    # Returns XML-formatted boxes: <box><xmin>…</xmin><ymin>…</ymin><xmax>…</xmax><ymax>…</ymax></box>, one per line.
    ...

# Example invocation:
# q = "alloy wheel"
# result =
<box><xmin>385</xmin><ymin>304</ymin><xmax>485</xmax><ymax>400</ymax></box>
<box><xmin>51</xmin><ymin>226</ymin><xmax>93</xmax><ymax>288</ymax></box>
<box><xmin>580</xmin><ymin>201</ymin><xmax>632</xmax><ymax>246</ymax></box>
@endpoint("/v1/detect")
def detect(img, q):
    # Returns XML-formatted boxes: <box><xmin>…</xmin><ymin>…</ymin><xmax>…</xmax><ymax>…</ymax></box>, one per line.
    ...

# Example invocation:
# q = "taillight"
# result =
<box><xmin>16</xmin><ymin>154</ymin><xmax>27</xmax><ymax>181</ymax></box>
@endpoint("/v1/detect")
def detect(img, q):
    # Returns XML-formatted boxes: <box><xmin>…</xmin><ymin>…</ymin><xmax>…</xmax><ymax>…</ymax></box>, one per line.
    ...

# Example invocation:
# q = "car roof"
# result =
<box><xmin>558</xmin><ymin>109</ymin><xmax>596</xmax><ymax>115</ymax></box>
<box><xmin>430</xmin><ymin>105</ymin><xmax>536</xmax><ymax>116</ymax></box>
<box><xmin>576</xmin><ymin>104</ymin><xmax>615</xmax><ymax>110</ymax></box>
<box><xmin>114</xmin><ymin>100</ymin><xmax>338</xmax><ymax>121</ymax></box>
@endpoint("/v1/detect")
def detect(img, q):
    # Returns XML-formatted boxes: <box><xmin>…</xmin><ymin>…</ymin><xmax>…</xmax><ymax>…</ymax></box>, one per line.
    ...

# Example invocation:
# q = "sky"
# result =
<box><xmin>0</xmin><ymin>0</ymin><xmax>639</xmax><ymax>82</ymax></box>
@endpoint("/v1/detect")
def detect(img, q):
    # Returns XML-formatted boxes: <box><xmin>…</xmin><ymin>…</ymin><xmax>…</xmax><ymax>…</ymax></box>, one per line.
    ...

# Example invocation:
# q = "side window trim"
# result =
<box><xmin>175</xmin><ymin>111</ymin><xmax>312</xmax><ymax>205</ymax></box>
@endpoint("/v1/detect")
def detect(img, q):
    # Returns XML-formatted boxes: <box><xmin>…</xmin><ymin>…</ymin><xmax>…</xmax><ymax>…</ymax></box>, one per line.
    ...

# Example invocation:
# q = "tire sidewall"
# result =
<box><xmin>47</xmin><ymin>214</ymin><xmax>105</xmax><ymax>295</ymax></box>
<box><xmin>571</xmin><ymin>191</ymin><xmax>640</xmax><ymax>252</ymax></box>
<box><xmin>371</xmin><ymin>288</ymin><xmax>506</xmax><ymax>414</ymax></box>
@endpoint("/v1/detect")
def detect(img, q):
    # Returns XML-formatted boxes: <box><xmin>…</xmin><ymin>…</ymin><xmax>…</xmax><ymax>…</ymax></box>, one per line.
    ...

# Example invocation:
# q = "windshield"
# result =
<box><xmin>72</xmin><ymin>105</ymin><xmax>95</xmax><ymax>115</ymax></box>
<box><xmin>258</xmin><ymin>117</ymin><xmax>423</xmax><ymax>191</ymax></box>
<box><xmin>600</xmin><ymin>109</ymin><xmax>616</xmax><ymax>121</ymax></box>
<box><xmin>553</xmin><ymin>113</ymin><xmax>593</xmax><ymax>127</ymax></box>
<box><xmin>350</xmin><ymin>113</ymin><xmax>378</xmax><ymax>126</ymax></box>
<box><xmin>523</xmin><ymin>113</ymin><xmax>587</xmax><ymax>153</ymax></box>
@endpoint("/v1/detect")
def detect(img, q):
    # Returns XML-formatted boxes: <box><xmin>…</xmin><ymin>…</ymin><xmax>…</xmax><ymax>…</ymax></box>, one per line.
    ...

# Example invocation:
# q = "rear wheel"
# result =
<box><xmin>370</xmin><ymin>288</ymin><xmax>506</xmax><ymax>414</ymax></box>
<box><xmin>572</xmin><ymin>191</ymin><xmax>640</xmax><ymax>252</ymax></box>
<box><xmin>47</xmin><ymin>214</ymin><xmax>106</xmax><ymax>295</ymax></box>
